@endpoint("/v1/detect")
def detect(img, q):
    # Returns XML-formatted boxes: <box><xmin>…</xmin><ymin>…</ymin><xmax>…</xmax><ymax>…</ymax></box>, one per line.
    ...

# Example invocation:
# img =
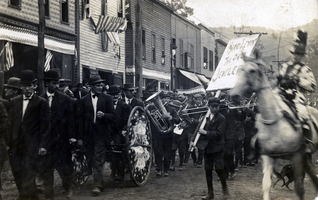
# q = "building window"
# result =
<box><xmin>61</xmin><ymin>0</ymin><xmax>69</xmax><ymax>23</ymax></box>
<box><xmin>142</xmin><ymin>29</ymin><xmax>146</xmax><ymax>59</ymax></box>
<box><xmin>102</xmin><ymin>0</ymin><xmax>107</xmax><ymax>15</ymax></box>
<box><xmin>117</xmin><ymin>0</ymin><xmax>123</xmax><ymax>17</ymax></box>
<box><xmin>151</xmin><ymin>33</ymin><xmax>156</xmax><ymax>62</ymax></box>
<box><xmin>190</xmin><ymin>44</ymin><xmax>194</xmax><ymax>69</ymax></box>
<box><xmin>9</xmin><ymin>0</ymin><xmax>21</xmax><ymax>8</ymax></box>
<box><xmin>203</xmin><ymin>47</ymin><xmax>208</xmax><ymax>69</ymax></box>
<box><xmin>124</xmin><ymin>0</ymin><xmax>130</xmax><ymax>20</ymax></box>
<box><xmin>179</xmin><ymin>39</ymin><xmax>183</xmax><ymax>67</ymax></box>
<box><xmin>215</xmin><ymin>47</ymin><xmax>219</xmax><ymax>69</ymax></box>
<box><xmin>209</xmin><ymin>50</ymin><xmax>213</xmax><ymax>71</ymax></box>
<box><xmin>161</xmin><ymin>37</ymin><xmax>165</xmax><ymax>65</ymax></box>
<box><xmin>44</xmin><ymin>0</ymin><xmax>50</xmax><ymax>17</ymax></box>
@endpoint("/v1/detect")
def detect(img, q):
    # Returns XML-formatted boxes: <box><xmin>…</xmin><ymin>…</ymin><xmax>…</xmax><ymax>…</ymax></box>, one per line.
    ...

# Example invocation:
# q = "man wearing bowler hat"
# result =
<box><xmin>77</xmin><ymin>75</ymin><xmax>115</xmax><ymax>196</ymax></box>
<box><xmin>121</xmin><ymin>83</ymin><xmax>144</xmax><ymax>109</ymax></box>
<box><xmin>40</xmin><ymin>69</ymin><xmax>76</xmax><ymax>199</ymax></box>
<box><xmin>1</xmin><ymin>77</ymin><xmax>21</xmax><ymax>111</ymax></box>
<box><xmin>107</xmin><ymin>85</ymin><xmax>131</xmax><ymax>182</ymax></box>
<box><xmin>8</xmin><ymin>70</ymin><xmax>50</xmax><ymax>200</ymax></box>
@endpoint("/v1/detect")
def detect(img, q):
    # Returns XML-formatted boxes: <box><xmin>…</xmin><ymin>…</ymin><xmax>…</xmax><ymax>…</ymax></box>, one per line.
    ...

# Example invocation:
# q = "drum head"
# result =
<box><xmin>126</xmin><ymin>106</ymin><xmax>152</xmax><ymax>186</ymax></box>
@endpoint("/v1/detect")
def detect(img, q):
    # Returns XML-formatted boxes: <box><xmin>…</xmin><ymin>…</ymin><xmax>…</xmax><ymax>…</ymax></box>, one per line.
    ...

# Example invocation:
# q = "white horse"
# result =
<box><xmin>230</xmin><ymin>54</ymin><xmax>318</xmax><ymax>200</ymax></box>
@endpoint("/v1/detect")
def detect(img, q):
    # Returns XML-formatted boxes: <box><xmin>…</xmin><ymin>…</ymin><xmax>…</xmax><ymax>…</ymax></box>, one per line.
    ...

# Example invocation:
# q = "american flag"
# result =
<box><xmin>44</xmin><ymin>50</ymin><xmax>53</xmax><ymax>72</ymax></box>
<box><xmin>5</xmin><ymin>42</ymin><xmax>14</xmax><ymax>71</ymax></box>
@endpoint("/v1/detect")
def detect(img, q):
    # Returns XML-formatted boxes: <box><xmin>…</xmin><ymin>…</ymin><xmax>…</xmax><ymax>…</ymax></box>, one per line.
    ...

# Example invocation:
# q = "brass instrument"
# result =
<box><xmin>181</xmin><ymin>106</ymin><xmax>209</xmax><ymax>116</ymax></box>
<box><xmin>145</xmin><ymin>91</ymin><xmax>173</xmax><ymax>134</ymax></box>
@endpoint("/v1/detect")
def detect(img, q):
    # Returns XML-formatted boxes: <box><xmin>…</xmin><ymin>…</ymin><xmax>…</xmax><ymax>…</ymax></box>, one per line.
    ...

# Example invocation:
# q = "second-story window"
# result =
<box><xmin>209</xmin><ymin>50</ymin><xmax>213</xmax><ymax>71</ymax></box>
<box><xmin>179</xmin><ymin>39</ymin><xmax>183</xmax><ymax>67</ymax></box>
<box><xmin>61</xmin><ymin>0</ymin><xmax>69</xmax><ymax>23</ymax></box>
<box><xmin>161</xmin><ymin>37</ymin><xmax>165</xmax><ymax>65</ymax></box>
<box><xmin>102</xmin><ymin>0</ymin><xmax>107</xmax><ymax>15</ymax></box>
<box><xmin>118</xmin><ymin>0</ymin><xmax>123</xmax><ymax>17</ymax></box>
<box><xmin>203</xmin><ymin>47</ymin><xmax>208</xmax><ymax>69</ymax></box>
<box><xmin>9</xmin><ymin>0</ymin><xmax>21</xmax><ymax>9</ymax></box>
<box><xmin>45</xmin><ymin>0</ymin><xmax>50</xmax><ymax>17</ymax></box>
<box><xmin>142</xmin><ymin>29</ymin><xmax>146</xmax><ymax>59</ymax></box>
<box><xmin>151</xmin><ymin>33</ymin><xmax>156</xmax><ymax>62</ymax></box>
<box><xmin>190</xmin><ymin>44</ymin><xmax>194</xmax><ymax>69</ymax></box>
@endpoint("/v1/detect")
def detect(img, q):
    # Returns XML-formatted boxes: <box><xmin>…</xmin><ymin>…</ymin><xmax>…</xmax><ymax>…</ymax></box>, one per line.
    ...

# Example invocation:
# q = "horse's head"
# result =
<box><xmin>297</xmin><ymin>65</ymin><xmax>316</xmax><ymax>92</ymax></box>
<box><xmin>230</xmin><ymin>52</ymin><xmax>270</xmax><ymax>104</ymax></box>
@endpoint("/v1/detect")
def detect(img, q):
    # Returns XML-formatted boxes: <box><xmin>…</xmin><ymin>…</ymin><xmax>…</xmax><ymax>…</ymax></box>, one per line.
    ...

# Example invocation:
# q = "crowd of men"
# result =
<box><xmin>0</xmin><ymin>68</ymin><xmax>260</xmax><ymax>200</ymax></box>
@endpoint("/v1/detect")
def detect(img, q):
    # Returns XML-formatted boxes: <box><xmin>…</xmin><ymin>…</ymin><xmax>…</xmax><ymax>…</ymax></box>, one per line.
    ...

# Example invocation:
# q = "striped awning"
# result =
<box><xmin>91</xmin><ymin>15</ymin><xmax>127</xmax><ymax>34</ymax></box>
<box><xmin>0</xmin><ymin>23</ymin><xmax>75</xmax><ymax>55</ymax></box>
<box><xmin>106</xmin><ymin>32</ymin><xmax>120</xmax><ymax>46</ymax></box>
<box><xmin>179</xmin><ymin>69</ymin><xmax>202</xmax><ymax>85</ymax></box>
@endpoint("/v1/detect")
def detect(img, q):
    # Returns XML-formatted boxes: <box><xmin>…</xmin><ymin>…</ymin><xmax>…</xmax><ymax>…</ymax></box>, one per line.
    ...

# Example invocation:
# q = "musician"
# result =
<box><xmin>197</xmin><ymin>97</ymin><xmax>228</xmax><ymax>200</ymax></box>
<box><xmin>187</xmin><ymin>93</ymin><xmax>205</xmax><ymax>167</ymax></box>
<box><xmin>107</xmin><ymin>85</ymin><xmax>131</xmax><ymax>182</ymax></box>
<box><xmin>152</xmin><ymin>92</ymin><xmax>180</xmax><ymax>177</ymax></box>
<box><xmin>77</xmin><ymin>75</ymin><xmax>115</xmax><ymax>196</ymax></box>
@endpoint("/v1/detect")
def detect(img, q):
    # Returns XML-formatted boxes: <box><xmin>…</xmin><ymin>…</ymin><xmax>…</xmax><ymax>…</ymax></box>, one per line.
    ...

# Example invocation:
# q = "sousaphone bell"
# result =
<box><xmin>145</xmin><ymin>91</ymin><xmax>173</xmax><ymax>134</ymax></box>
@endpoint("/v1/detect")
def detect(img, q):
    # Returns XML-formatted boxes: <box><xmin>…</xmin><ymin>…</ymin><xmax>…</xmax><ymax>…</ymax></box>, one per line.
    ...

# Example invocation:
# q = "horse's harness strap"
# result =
<box><xmin>261</xmin><ymin>112</ymin><xmax>284</xmax><ymax>125</ymax></box>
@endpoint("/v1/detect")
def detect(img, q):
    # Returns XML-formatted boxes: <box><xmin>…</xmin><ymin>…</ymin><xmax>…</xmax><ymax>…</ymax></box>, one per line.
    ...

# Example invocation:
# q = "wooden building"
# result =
<box><xmin>0</xmin><ymin>0</ymin><xmax>77</xmax><ymax>90</ymax></box>
<box><xmin>78</xmin><ymin>0</ymin><xmax>127</xmax><ymax>87</ymax></box>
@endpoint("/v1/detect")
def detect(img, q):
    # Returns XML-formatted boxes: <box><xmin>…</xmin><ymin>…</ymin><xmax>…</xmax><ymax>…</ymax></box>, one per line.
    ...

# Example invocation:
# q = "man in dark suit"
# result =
<box><xmin>107</xmin><ymin>85</ymin><xmax>131</xmax><ymax>182</ymax></box>
<box><xmin>77</xmin><ymin>75</ymin><xmax>115</xmax><ymax>196</ymax></box>
<box><xmin>196</xmin><ymin>97</ymin><xmax>228</xmax><ymax>200</ymax></box>
<box><xmin>8</xmin><ymin>70</ymin><xmax>50</xmax><ymax>200</ymax></box>
<box><xmin>0</xmin><ymin>102</ymin><xmax>9</xmax><ymax>200</ymax></box>
<box><xmin>121</xmin><ymin>83</ymin><xmax>144</xmax><ymax>109</ymax></box>
<box><xmin>40</xmin><ymin>69</ymin><xmax>76</xmax><ymax>199</ymax></box>
<box><xmin>2</xmin><ymin>77</ymin><xmax>21</xmax><ymax>111</ymax></box>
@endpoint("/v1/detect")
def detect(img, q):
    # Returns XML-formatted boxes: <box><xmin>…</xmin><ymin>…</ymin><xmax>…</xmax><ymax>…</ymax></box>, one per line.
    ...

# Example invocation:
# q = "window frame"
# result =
<box><xmin>142</xmin><ymin>29</ymin><xmax>146</xmax><ymax>60</ymax></box>
<box><xmin>151</xmin><ymin>33</ymin><xmax>156</xmax><ymax>63</ymax></box>
<box><xmin>179</xmin><ymin>39</ymin><xmax>183</xmax><ymax>67</ymax></box>
<box><xmin>61</xmin><ymin>0</ymin><xmax>69</xmax><ymax>24</ymax></box>
<box><xmin>44</xmin><ymin>0</ymin><xmax>50</xmax><ymax>18</ymax></box>
<box><xmin>203</xmin><ymin>47</ymin><xmax>208</xmax><ymax>69</ymax></box>
<box><xmin>161</xmin><ymin>37</ymin><xmax>165</xmax><ymax>65</ymax></box>
<box><xmin>190</xmin><ymin>43</ymin><xmax>194</xmax><ymax>70</ymax></box>
<box><xmin>9</xmin><ymin>0</ymin><xmax>21</xmax><ymax>9</ymax></box>
<box><xmin>209</xmin><ymin>50</ymin><xmax>213</xmax><ymax>71</ymax></box>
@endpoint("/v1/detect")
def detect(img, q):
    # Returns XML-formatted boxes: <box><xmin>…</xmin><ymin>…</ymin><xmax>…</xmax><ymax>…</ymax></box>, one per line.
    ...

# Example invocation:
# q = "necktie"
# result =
<box><xmin>48</xmin><ymin>94</ymin><xmax>53</xmax><ymax>107</ymax></box>
<box><xmin>92</xmin><ymin>94</ymin><xmax>98</xmax><ymax>98</ymax></box>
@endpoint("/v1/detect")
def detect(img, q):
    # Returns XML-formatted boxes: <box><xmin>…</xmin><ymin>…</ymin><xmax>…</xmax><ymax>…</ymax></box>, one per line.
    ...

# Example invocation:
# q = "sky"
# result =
<box><xmin>186</xmin><ymin>0</ymin><xmax>318</xmax><ymax>30</ymax></box>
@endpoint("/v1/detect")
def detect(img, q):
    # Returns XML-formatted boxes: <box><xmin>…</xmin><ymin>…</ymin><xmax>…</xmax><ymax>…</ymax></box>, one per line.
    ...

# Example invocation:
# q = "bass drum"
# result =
<box><xmin>126</xmin><ymin>106</ymin><xmax>152</xmax><ymax>186</ymax></box>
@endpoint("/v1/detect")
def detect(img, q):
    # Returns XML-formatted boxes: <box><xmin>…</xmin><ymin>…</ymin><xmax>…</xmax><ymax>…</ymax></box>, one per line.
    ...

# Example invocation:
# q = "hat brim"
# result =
<box><xmin>4</xmin><ymin>84</ymin><xmax>20</xmax><ymax>89</ymax></box>
<box><xmin>20</xmin><ymin>79</ymin><xmax>37</xmax><ymax>84</ymax></box>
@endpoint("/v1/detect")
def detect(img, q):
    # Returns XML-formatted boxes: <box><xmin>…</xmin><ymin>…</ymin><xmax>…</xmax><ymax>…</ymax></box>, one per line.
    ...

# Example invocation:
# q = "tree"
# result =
<box><xmin>165</xmin><ymin>0</ymin><xmax>193</xmax><ymax>18</ymax></box>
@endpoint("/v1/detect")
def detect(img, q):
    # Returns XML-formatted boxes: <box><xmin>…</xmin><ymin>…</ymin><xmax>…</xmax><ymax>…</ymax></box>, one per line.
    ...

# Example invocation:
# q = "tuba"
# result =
<box><xmin>145</xmin><ymin>91</ymin><xmax>173</xmax><ymax>134</ymax></box>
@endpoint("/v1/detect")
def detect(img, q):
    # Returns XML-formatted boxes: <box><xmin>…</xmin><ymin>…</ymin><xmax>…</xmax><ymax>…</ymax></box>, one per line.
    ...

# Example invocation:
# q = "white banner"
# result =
<box><xmin>206</xmin><ymin>34</ymin><xmax>261</xmax><ymax>91</ymax></box>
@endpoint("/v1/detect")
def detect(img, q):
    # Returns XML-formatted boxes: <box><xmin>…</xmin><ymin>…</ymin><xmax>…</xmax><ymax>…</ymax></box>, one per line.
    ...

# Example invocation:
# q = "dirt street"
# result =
<box><xmin>1</xmin><ymin>156</ymin><xmax>318</xmax><ymax>200</ymax></box>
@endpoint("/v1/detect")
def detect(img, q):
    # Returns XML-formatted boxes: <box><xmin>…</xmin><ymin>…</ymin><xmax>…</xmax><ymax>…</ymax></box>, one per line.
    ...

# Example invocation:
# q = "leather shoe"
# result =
<box><xmin>202</xmin><ymin>193</ymin><xmax>214</xmax><ymax>200</ymax></box>
<box><xmin>65</xmin><ymin>188</ymin><xmax>73</xmax><ymax>198</ymax></box>
<box><xmin>92</xmin><ymin>187</ymin><xmax>101</xmax><ymax>196</ymax></box>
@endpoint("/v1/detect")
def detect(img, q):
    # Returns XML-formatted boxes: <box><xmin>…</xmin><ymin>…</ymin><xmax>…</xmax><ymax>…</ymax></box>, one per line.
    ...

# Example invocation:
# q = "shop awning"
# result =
<box><xmin>91</xmin><ymin>15</ymin><xmax>127</xmax><ymax>34</ymax></box>
<box><xmin>126</xmin><ymin>67</ymin><xmax>170</xmax><ymax>82</ymax></box>
<box><xmin>179</xmin><ymin>69</ymin><xmax>202</xmax><ymax>85</ymax></box>
<box><xmin>196</xmin><ymin>74</ymin><xmax>210</xmax><ymax>85</ymax></box>
<box><xmin>0</xmin><ymin>23</ymin><xmax>75</xmax><ymax>55</ymax></box>
<box><xmin>177</xmin><ymin>85</ymin><xmax>206</xmax><ymax>95</ymax></box>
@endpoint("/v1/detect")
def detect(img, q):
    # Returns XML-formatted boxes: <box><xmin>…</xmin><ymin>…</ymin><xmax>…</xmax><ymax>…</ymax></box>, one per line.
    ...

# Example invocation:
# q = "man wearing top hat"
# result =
<box><xmin>121</xmin><ymin>83</ymin><xmax>144</xmax><ymax>109</ymax></box>
<box><xmin>39</xmin><ymin>69</ymin><xmax>76</xmax><ymax>199</ymax></box>
<box><xmin>77</xmin><ymin>75</ymin><xmax>115</xmax><ymax>196</ymax></box>
<box><xmin>8</xmin><ymin>70</ymin><xmax>50</xmax><ymax>200</ymax></box>
<box><xmin>107</xmin><ymin>85</ymin><xmax>131</xmax><ymax>182</ymax></box>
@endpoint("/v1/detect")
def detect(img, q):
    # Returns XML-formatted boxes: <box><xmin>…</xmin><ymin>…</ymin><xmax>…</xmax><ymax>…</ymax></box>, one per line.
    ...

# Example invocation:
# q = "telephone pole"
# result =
<box><xmin>135</xmin><ymin>0</ymin><xmax>143</xmax><ymax>99</ymax></box>
<box><xmin>37</xmin><ymin>0</ymin><xmax>45</xmax><ymax>95</ymax></box>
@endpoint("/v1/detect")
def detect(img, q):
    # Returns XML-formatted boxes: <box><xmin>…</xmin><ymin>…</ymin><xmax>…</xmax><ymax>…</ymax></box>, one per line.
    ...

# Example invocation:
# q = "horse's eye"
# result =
<box><xmin>250</xmin><ymin>69</ymin><xmax>256</xmax><ymax>73</ymax></box>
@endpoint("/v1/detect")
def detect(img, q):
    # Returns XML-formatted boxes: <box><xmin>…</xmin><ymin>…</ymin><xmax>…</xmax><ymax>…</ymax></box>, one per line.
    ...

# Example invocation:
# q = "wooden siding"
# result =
<box><xmin>79</xmin><ymin>0</ymin><xmax>125</xmax><ymax>74</ymax></box>
<box><xmin>0</xmin><ymin>0</ymin><xmax>75</xmax><ymax>35</ymax></box>
<box><xmin>200</xmin><ymin>26</ymin><xmax>215</xmax><ymax>78</ymax></box>
<box><xmin>171</xmin><ymin>15</ymin><xmax>200</xmax><ymax>73</ymax></box>
<box><xmin>126</xmin><ymin>0</ymin><xmax>172</xmax><ymax>76</ymax></box>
